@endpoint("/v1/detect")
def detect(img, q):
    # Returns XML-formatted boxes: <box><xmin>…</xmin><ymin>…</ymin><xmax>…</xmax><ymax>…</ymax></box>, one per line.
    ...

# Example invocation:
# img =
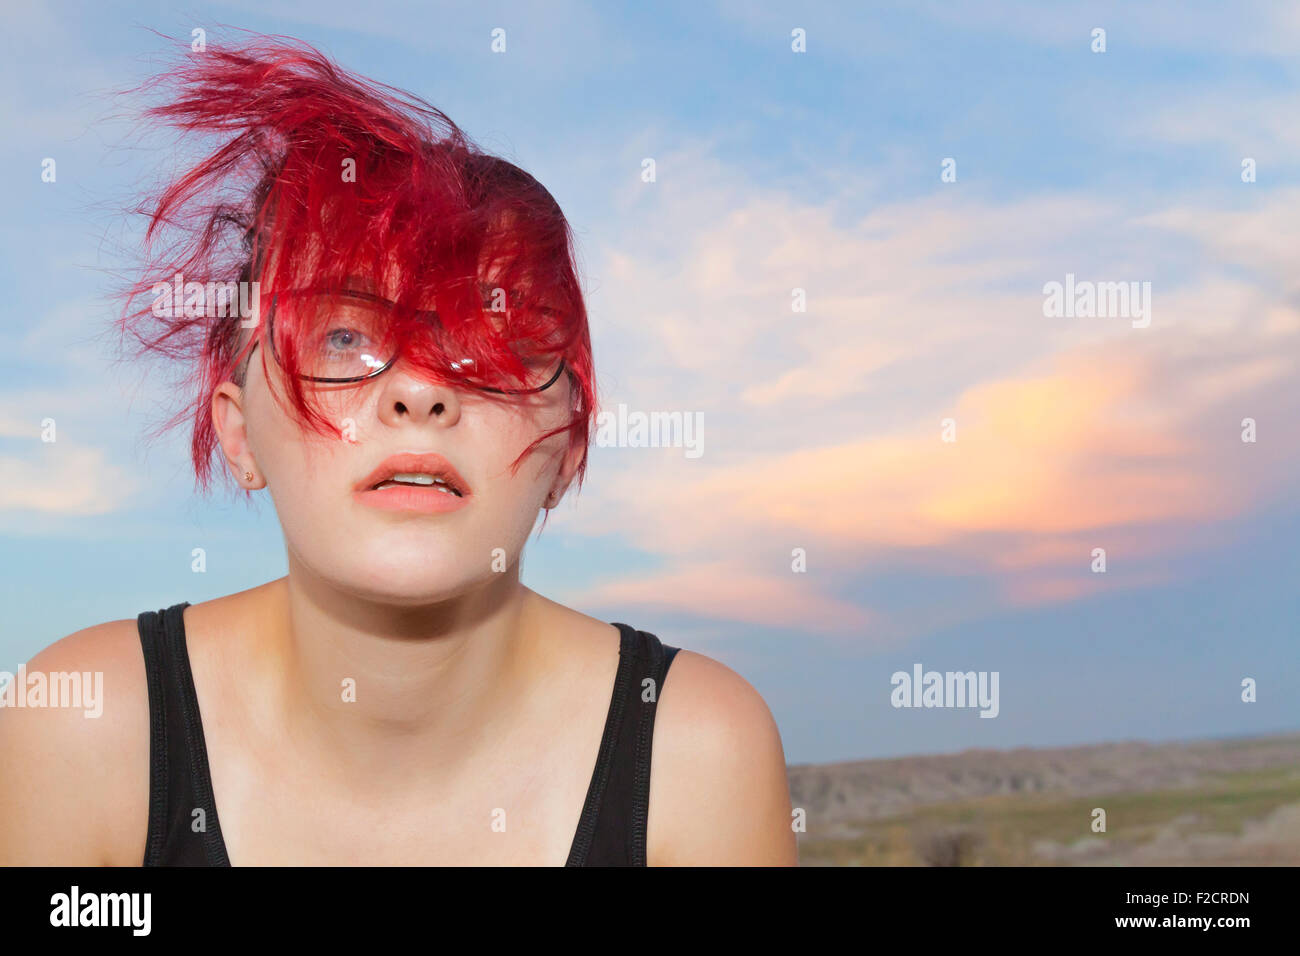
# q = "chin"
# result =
<box><xmin>328</xmin><ymin>550</ymin><xmax>489</xmax><ymax>607</ymax></box>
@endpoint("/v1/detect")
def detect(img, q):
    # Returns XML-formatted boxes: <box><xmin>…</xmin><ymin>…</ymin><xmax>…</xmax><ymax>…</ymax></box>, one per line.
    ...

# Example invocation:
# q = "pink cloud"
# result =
<box><xmin>560</xmin><ymin>176</ymin><xmax>1300</xmax><ymax>638</ymax></box>
<box><xmin>572</xmin><ymin>559</ymin><xmax>873</xmax><ymax>639</ymax></box>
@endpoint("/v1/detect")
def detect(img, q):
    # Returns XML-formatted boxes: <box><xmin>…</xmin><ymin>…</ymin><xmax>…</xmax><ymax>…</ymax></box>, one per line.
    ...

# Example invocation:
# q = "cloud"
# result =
<box><xmin>0</xmin><ymin>444</ymin><xmax>138</xmax><ymax>515</ymax></box>
<box><xmin>554</xmin><ymin>158</ymin><xmax>1300</xmax><ymax>634</ymax></box>
<box><xmin>718</xmin><ymin>0</ymin><xmax>1300</xmax><ymax>57</ymax></box>
<box><xmin>572</xmin><ymin>559</ymin><xmax>873</xmax><ymax>638</ymax></box>
<box><xmin>576</xmin><ymin>342</ymin><xmax>1281</xmax><ymax>551</ymax></box>
<box><xmin>0</xmin><ymin>298</ymin><xmax>166</xmax><ymax>519</ymax></box>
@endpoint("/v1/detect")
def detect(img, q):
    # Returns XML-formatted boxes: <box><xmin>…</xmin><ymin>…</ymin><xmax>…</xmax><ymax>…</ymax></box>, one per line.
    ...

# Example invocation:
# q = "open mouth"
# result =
<box><xmin>370</xmin><ymin>472</ymin><xmax>465</xmax><ymax>498</ymax></box>
<box><xmin>354</xmin><ymin>452</ymin><xmax>472</xmax><ymax>514</ymax></box>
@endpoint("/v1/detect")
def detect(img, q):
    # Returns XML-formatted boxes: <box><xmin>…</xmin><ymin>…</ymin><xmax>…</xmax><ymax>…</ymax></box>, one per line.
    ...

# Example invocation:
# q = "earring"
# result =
<box><xmin>244</xmin><ymin>471</ymin><xmax>254</xmax><ymax>482</ymax></box>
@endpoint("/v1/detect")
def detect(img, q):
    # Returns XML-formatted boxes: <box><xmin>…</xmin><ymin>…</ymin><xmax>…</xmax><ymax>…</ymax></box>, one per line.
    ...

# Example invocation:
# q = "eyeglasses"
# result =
<box><xmin>253</xmin><ymin>287</ymin><xmax>567</xmax><ymax>394</ymax></box>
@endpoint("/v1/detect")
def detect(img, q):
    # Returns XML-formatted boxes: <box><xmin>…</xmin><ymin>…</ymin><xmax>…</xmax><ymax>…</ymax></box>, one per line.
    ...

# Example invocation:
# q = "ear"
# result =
<box><xmin>212</xmin><ymin>381</ymin><xmax>266</xmax><ymax>490</ymax></box>
<box><xmin>546</xmin><ymin>434</ymin><xmax>586</xmax><ymax>507</ymax></box>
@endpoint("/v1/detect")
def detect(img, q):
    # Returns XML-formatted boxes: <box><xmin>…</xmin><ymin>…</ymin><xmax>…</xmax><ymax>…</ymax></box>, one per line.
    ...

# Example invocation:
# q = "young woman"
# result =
<box><xmin>0</xmin><ymin>36</ymin><xmax>795</xmax><ymax>866</ymax></box>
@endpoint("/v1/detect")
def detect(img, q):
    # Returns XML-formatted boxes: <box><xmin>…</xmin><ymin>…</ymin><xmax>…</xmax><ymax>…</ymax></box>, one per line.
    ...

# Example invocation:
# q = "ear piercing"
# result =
<box><xmin>244</xmin><ymin>470</ymin><xmax>254</xmax><ymax>482</ymax></box>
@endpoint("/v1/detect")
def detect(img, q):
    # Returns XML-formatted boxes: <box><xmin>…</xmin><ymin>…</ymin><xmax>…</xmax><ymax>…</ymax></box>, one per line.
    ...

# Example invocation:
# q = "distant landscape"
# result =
<box><xmin>789</xmin><ymin>732</ymin><xmax>1300</xmax><ymax>866</ymax></box>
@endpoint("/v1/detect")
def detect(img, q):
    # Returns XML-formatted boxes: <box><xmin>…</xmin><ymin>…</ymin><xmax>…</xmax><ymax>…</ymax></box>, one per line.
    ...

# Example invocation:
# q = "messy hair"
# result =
<box><xmin>118</xmin><ymin>33</ymin><xmax>595</xmax><ymax>496</ymax></box>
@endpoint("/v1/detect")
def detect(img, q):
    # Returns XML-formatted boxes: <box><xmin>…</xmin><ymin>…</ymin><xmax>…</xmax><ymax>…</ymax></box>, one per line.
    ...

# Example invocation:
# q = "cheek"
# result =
<box><xmin>242</xmin><ymin>378</ymin><xmax>359</xmax><ymax>532</ymax></box>
<box><xmin>474</xmin><ymin>394</ymin><xmax>571</xmax><ymax>490</ymax></box>
<box><xmin>246</xmin><ymin>384</ymin><xmax>330</xmax><ymax>474</ymax></box>
<box><xmin>459</xmin><ymin>414</ymin><xmax>542</xmax><ymax>517</ymax></box>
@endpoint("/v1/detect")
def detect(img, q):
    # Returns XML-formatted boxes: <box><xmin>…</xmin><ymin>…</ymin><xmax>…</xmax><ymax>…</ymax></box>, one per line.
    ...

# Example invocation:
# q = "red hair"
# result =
<box><xmin>118</xmin><ymin>32</ymin><xmax>595</xmax><ymax>498</ymax></box>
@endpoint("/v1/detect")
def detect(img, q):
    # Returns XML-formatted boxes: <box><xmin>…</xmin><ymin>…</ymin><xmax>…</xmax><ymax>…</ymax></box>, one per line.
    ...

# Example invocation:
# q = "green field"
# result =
<box><xmin>798</xmin><ymin>765</ymin><xmax>1300</xmax><ymax>866</ymax></box>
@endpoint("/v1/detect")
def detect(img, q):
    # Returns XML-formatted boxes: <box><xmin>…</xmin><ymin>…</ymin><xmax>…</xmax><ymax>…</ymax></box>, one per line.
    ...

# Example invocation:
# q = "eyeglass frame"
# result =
<box><xmin>244</xmin><ymin>287</ymin><xmax>568</xmax><ymax>394</ymax></box>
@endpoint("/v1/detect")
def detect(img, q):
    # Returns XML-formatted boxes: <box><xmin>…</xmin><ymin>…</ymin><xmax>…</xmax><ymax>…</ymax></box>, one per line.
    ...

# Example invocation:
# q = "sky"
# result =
<box><xmin>1</xmin><ymin>1</ymin><xmax>1297</xmax><ymax>764</ymax></box>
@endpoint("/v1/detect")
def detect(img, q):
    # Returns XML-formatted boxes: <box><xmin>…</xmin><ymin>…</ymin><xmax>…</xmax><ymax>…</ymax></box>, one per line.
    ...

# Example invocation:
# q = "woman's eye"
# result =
<box><xmin>324</xmin><ymin>327</ymin><xmax>367</xmax><ymax>352</ymax></box>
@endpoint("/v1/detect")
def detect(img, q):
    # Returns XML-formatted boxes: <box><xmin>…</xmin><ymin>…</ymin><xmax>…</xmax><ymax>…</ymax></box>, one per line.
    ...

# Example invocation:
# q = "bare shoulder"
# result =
<box><xmin>0</xmin><ymin>616</ymin><xmax>152</xmax><ymax>865</ymax></box>
<box><xmin>523</xmin><ymin>590</ymin><xmax>624</xmax><ymax>675</ymax></box>
<box><xmin>505</xmin><ymin>592</ymin><xmax>797</xmax><ymax>864</ymax></box>
<box><xmin>647</xmin><ymin>646</ymin><xmax>798</xmax><ymax>866</ymax></box>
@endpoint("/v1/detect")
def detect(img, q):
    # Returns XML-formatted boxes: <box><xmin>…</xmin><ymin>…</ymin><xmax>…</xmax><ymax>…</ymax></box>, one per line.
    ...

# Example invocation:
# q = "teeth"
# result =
<box><xmin>374</xmin><ymin>472</ymin><xmax>462</xmax><ymax>496</ymax></box>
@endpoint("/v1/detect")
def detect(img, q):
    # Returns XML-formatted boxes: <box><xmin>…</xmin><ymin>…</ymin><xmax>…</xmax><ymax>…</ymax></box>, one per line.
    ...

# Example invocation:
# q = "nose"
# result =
<box><xmin>374</xmin><ymin>359</ymin><xmax>464</xmax><ymax>429</ymax></box>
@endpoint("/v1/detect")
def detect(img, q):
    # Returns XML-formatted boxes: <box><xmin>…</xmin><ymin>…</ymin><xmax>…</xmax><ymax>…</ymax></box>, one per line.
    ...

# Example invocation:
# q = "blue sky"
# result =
<box><xmin>2</xmin><ymin>1</ymin><xmax>1297</xmax><ymax>764</ymax></box>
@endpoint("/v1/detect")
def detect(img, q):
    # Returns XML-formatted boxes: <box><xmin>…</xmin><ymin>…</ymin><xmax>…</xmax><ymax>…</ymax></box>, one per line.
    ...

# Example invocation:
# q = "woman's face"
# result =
<box><xmin>211</xmin><ymin>274</ymin><xmax>582</xmax><ymax>607</ymax></box>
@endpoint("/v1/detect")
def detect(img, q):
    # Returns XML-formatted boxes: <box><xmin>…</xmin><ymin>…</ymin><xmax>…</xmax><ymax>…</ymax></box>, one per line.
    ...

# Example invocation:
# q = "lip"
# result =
<box><xmin>352</xmin><ymin>451</ymin><xmax>472</xmax><ymax>514</ymax></box>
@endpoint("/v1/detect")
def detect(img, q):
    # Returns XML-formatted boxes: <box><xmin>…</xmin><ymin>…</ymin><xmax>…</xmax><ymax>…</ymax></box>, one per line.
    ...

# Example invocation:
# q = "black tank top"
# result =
<box><xmin>136</xmin><ymin>602</ymin><xmax>680</xmax><ymax>866</ymax></box>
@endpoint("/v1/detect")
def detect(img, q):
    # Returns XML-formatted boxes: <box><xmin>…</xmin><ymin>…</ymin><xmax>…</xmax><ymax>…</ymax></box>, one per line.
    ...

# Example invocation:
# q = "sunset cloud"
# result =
<box><xmin>563</xmin><ymin>175</ymin><xmax>1300</xmax><ymax>633</ymax></box>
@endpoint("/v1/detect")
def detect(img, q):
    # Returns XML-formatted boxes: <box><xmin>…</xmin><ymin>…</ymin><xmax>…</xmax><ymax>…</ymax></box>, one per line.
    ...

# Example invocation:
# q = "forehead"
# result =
<box><xmin>256</xmin><ymin>196</ymin><xmax>550</xmax><ymax>298</ymax></box>
<box><xmin>251</xmin><ymin>213</ymin><xmax>563</xmax><ymax>337</ymax></box>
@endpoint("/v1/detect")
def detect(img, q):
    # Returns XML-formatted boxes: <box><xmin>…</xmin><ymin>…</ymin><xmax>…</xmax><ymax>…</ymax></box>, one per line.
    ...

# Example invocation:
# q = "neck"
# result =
<box><xmin>257</xmin><ymin>558</ymin><xmax>544</xmax><ymax>793</ymax></box>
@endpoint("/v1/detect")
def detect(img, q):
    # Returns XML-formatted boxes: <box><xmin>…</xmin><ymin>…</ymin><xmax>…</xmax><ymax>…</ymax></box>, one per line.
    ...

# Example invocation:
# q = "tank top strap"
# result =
<box><xmin>137</xmin><ymin>602</ymin><xmax>230</xmax><ymax>866</ymax></box>
<box><xmin>566</xmin><ymin>623</ymin><xmax>680</xmax><ymax>866</ymax></box>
